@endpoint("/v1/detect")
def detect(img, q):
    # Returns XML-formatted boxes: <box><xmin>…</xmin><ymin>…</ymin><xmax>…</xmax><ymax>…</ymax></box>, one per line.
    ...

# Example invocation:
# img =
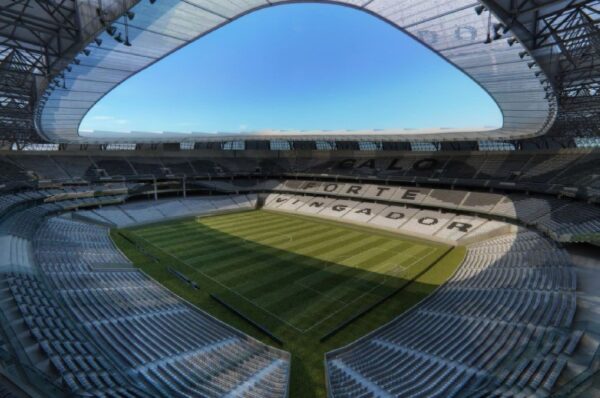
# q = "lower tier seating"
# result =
<box><xmin>0</xmin><ymin>196</ymin><xmax>290</xmax><ymax>397</ymax></box>
<box><xmin>325</xmin><ymin>230</ymin><xmax>581</xmax><ymax>397</ymax></box>
<box><xmin>201</xmin><ymin>179</ymin><xmax>600</xmax><ymax>243</ymax></box>
<box><xmin>77</xmin><ymin>194</ymin><xmax>256</xmax><ymax>228</ymax></box>
<box><xmin>263</xmin><ymin>193</ymin><xmax>510</xmax><ymax>244</ymax></box>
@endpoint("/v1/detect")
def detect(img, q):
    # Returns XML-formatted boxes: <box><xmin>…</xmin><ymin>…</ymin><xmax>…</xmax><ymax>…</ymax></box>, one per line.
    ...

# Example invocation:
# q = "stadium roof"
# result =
<box><xmin>1</xmin><ymin>0</ymin><xmax>598</xmax><ymax>144</ymax></box>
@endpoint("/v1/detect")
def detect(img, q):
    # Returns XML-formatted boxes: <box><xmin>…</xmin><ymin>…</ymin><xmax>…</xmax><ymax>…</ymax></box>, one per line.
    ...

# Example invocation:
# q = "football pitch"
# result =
<box><xmin>113</xmin><ymin>209</ymin><xmax>466</xmax><ymax>397</ymax></box>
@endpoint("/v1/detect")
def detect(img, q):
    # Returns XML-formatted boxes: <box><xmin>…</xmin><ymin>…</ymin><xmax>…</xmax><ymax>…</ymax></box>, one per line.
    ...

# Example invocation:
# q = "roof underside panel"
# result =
<box><xmin>36</xmin><ymin>0</ymin><xmax>556</xmax><ymax>143</ymax></box>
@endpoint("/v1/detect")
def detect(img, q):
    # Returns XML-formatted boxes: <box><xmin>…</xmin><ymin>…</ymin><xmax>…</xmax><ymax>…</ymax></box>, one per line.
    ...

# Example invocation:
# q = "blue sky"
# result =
<box><xmin>80</xmin><ymin>3</ymin><xmax>502</xmax><ymax>133</ymax></box>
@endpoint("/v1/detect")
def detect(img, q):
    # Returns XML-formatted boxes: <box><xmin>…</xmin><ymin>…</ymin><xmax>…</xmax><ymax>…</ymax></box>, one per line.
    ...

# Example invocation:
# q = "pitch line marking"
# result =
<box><xmin>133</xmin><ymin>234</ymin><xmax>305</xmax><ymax>333</ymax></box>
<box><xmin>135</xmin><ymin>225</ymin><xmax>446</xmax><ymax>334</ymax></box>
<box><xmin>301</xmin><ymin>248</ymin><xmax>443</xmax><ymax>333</ymax></box>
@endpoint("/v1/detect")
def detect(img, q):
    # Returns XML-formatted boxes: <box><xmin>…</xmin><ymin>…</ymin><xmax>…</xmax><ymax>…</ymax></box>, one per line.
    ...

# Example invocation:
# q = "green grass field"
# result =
<box><xmin>112</xmin><ymin>209</ymin><xmax>466</xmax><ymax>398</ymax></box>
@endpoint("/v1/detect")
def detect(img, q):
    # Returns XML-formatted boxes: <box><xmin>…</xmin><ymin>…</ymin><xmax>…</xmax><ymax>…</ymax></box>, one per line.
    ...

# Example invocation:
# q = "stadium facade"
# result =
<box><xmin>0</xmin><ymin>1</ymin><xmax>598</xmax><ymax>397</ymax></box>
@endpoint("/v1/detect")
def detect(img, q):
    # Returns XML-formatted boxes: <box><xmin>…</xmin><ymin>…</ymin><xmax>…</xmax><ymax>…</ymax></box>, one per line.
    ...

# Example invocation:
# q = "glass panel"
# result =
<box><xmin>38</xmin><ymin>0</ymin><xmax>555</xmax><ymax>143</ymax></box>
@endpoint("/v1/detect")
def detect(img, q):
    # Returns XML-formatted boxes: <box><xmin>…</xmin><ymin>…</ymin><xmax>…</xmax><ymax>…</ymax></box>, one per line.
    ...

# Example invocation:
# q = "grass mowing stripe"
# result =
<box><xmin>203</xmin><ymin>216</ymin><xmax>308</xmax><ymax>237</ymax></box>
<box><xmin>155</xmin><ymin>225</ymin><xmax>305</xmax><ymax>262</ymax></box>
<box><xmin>220</xmin><ymin>237</ymin><xmax>390</xmax><ymax>302</ymax></box>
<box><xmin>142</xmin><ymin>217</ymin><xmax>296</xmax><ymax>248</ymax></box>
<box><xmin>141</xmin><ymin>211</ymin><xmax>296</xmax><ymax>241</ymax></box>
<box><xmin>131</xmin><ymin>233</ymin><xmax>307</xmax><ymax>333</ymax></box>
<box><xmin>199</xmin><ymin>229</ymin><xmax>361</xmax><ymax>281</ymax></box>
<box><xmin>180</xmin><ymin>226</ymin><xmax>350</xmax><ymax>275</ymax></box>
<box><xmin>162</xmin><ymin>221</ymin><xmax>333</xmax><ymax>258</ymax></box>
<box><xmin>294</xmin><ymin>235</ymin><xmax>390</xmax><ymax>270</ymax></box>
<box><xmin>317</xmin><ymin>246</ymin><xmax>457</xmax><ymax>341</ymax></box>
<box><xmin>202</xmin><ymin>211</ymin><xmax>319</xmax><ymax>233</ymax></box>
<box><xmin>199</xmin><ymin>213</ymin><xmax>287</xmax><ymax>231</ymax></box>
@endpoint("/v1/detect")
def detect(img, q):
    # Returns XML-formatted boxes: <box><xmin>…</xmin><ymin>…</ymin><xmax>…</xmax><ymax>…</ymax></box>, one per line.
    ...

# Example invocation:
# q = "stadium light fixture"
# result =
<box><xmin>96</xmin><ymin>8</ymin><xmax>107</xmax><ymax>26</ymax></box>
<box><xmin>73</xmin><ymin>58</ymin><xmax>81</xmax><ymax>65</ymax></box>
<box><xmin>126</xmin><ymin>11</ymin><xmax>135</xmax><ymax>20</ymax></box>
<box><xmin>114</xmin><ymin>32</ymin><xmax>124</xmax><ymax>43</ymax></box>
<box><xmin>94</xmin><ymin>37</ymin><xmax>103</xmax><ymax>46</ymax></box>
<box><xmin>507</xmin><ymin>37</ymin><xmax>518</xmax><ymax>46</ymax></box>
<box><xmin>528</xmin><ymin>61</ymin><xmax>536</xmax><ymax>69</ymax></box>
<box><xmin>106</xmin><ymin>26</ymin><xmax>117</xmax><ymax>36</ymax></box>
<box><xmin>474</xmin><ymin>5</ymin><xmax>486</xmax><ymax>15</ymax></box>
<box><xmin>122</xmin><ymin>15</ymin><xmax>132</xmax><ymax>47</ymax></box>
<box><xmin>82</xmin><ymin>49</ymin><xmax>91</xmax><ymax>56</ymax></box>
<box><xmin>519</xmin><ymin>51</ymin><xmax>528</xmax><ymax>59</ymax></box>
<box><xmin>492</xmin><ymin>23</ymin><xmax>505</xmax><ymax>40</ymax></box>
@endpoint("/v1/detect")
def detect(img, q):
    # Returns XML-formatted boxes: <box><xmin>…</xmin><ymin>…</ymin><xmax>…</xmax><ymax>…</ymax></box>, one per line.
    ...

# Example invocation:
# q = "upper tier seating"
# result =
<box><xmin>326</xmin><ymin>230</ymin><xmax>581</xmax><ymax>397</ymax></box>
<box><xmin>0</xmin><ymin>159</ymin><xmax>30</xmax><ymax>184</ymax></box>
<box><xmin>188</xmin><ymin>159</ymin><xmax>227</xmax><ymax>175</ymax></box>
<box><xmin>475</xmin><ymin>154</ymin><xmax>528</xmax><ymax>180</ymax></box>
<box><xmin>129</xmin><ymin>159</ymin><xmax>166</xmax><ymax>176</ymax></box>
<box><xmin>551</xmin><ymin>152</ymin><xmax>600</xmax><ymax>188</ymax></box>
<box><xmin>9</xmin><ymin>155</ymin><xmax>71</xmax><ymax>181</ymax></box>
<box><xmin>2</xmin><ymin>149</ymin><xmax>600</xmax><ymax>203</ymax></box>
<box><xmin>92</xmin><ymin>158</ymin><xmax>136</xmax><ymax>176</ymax></box>
<box><xmin>160</xmin><ymin>158</ymin><xmax>195</xmax><ymax>175</ymax></box>
<box><xmin>51</xmin><ymin>156</ymin><xmax>95</xmax><ymax>179</ymax></box>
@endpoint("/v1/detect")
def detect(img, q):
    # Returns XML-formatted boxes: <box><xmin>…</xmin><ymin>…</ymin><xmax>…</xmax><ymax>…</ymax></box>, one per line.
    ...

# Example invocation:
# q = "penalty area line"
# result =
<box><xmin>302</xmin><ymin>248</ymin><xmax>443</xmax><ymax>334</ymax></box>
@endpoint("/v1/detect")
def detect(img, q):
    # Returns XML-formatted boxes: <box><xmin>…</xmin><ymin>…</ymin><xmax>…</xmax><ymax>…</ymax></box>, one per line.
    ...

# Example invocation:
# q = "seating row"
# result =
<box><xmin>325</xmin><ymin>230</ymin><xmax>581</xmax><ymax>397</ymax></box>
<box><xmin>199</xmin><ymin>179</ymin><xmax>600</xmax><ymax>243</ymax></box>
<box><xmin>77</xmin><ymin>195</ymin><xmax>257</xmax><ymax>228</ymax></box>
<box><xmin>263</xmin><ymin>193</ymin><xmax>511</xmax><ymax>244</ymax></box>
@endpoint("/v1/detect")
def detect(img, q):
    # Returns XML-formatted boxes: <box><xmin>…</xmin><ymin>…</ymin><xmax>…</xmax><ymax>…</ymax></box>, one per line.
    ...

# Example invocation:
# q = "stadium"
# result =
<box><xmin>0</xmin><ymin>0</ymin><xmax>599</xmax><ymax>397</ymax></box>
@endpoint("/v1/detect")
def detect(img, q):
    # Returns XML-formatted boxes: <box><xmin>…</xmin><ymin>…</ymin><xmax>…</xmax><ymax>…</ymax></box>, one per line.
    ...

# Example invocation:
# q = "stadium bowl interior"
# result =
<box><xmin>0</xmin><ymin>1</ymin><xmax>599</xmax><ymax>397</ymax></box>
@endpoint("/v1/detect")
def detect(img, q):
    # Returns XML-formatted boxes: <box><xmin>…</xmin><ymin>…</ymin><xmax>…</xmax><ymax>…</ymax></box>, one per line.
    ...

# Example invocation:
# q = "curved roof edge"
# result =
<box><xmin>35</xmin><ymin>0</ymin><xmax>557</xmax><ymax>144</ymax></box>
